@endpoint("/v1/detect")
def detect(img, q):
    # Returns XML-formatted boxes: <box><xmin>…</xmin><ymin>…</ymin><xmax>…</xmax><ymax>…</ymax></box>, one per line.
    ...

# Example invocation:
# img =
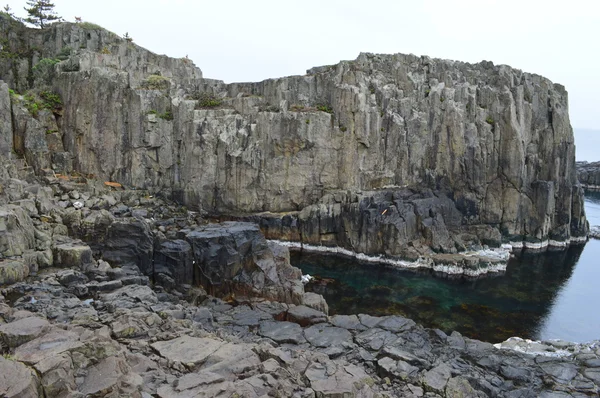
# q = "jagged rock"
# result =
<box><xmin>182</xmin><ymin>222</ymin><xmax>305</xmax><ymax>303</ymax></box>
<box><xmin>302</xmin><ymin>291</ymin><xmax>329</xmax><ymax>314</ymax></box>
<box><xmin>3</xmin><ymin>15</ymin><xmax>587</xmax><ymax>256</ymax></box>
<box><xmin>0</xmin><ymin>356</ymin><xmax>41</xmax><ymax>397</ymax></box>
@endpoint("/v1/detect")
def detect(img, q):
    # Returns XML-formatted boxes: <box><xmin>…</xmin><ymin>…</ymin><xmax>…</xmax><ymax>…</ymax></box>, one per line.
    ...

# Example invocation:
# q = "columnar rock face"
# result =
<box><xmin>0</xmin><ymin>15</ymin><xmax>587</xmax><ymax>255</ymax></box>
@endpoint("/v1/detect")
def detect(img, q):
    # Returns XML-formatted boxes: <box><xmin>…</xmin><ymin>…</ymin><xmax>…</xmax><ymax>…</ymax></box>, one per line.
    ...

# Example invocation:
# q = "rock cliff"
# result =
<box><xmin>0</xmin><ymin>15</ymin><xmax>587</xmax><ymax>265</ymax></box>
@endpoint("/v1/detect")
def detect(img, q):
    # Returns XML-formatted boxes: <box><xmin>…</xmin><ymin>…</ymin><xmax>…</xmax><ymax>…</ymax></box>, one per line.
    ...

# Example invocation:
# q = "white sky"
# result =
<box><xmin>5</xmin><ymin>0</ymin><xmax>599</xmax><ymax>129</ymax></box>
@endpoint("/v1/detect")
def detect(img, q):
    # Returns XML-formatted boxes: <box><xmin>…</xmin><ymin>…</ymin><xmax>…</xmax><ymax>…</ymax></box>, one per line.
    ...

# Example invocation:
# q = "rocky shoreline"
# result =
<box><xmin>0</xmin><ymin>169</ymin><xmax>598</xmax><ymax>397</ymax></box>
<box><xmin>0</xmin><ymin>14</ymin><xmax>598</xmax><ymax>397</ymax></box>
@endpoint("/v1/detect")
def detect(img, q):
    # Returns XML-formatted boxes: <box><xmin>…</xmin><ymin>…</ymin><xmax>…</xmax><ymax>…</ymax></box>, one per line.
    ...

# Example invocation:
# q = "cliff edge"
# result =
<box><xmin>0</xmin><ymin>15</ymin><xmax>588</xmax><ymax>265</ymax></box>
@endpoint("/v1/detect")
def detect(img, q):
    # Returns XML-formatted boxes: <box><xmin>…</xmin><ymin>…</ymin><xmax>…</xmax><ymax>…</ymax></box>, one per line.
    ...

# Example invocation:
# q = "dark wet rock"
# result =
<box><xmin>259</xmin><ymin>320</ymin><xmax>306</xmax><ymax>344</ymax></box>
<box><xmin>181</xmin><ymin>222</ymin><xmax>305</xmax><ymax>304</ymax></box>
<box><xmin>103</xmin><ymin>218</ymin><xmax>154</xmax><ymax>274</ymax></box>
<box><xmin>153</xmin><ymin>239</ymin><xmax>193</xmax><ymax>288</ymax></box>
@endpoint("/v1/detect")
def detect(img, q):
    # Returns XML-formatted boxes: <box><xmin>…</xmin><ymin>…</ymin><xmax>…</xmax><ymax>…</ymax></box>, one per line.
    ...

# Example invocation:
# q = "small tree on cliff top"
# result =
<box><xmin>24</xmin><ymin>0</ymin><xmax>61</xmax><ymax>28</ymax></box>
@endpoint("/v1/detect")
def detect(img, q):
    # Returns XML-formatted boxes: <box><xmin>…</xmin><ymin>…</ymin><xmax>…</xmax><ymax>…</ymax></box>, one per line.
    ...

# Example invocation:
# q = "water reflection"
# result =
<box><xmin>291</xmin><ymin>194</ymin><xmax>600</xmax><ymax>343</ymax></box>
<box><xmin>293</xmin><ymin>243</ymin><xmax>587</xmax><ymax>343</ymax></box>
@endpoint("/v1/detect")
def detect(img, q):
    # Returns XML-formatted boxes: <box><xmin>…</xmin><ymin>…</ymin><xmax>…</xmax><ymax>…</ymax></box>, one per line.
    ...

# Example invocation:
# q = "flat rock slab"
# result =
<box><xmin>151</xmin><ymin>336</ymin><xmax>224</xmax><ymax>366</ymax></box>
<box><xmin>286</xmin><ymin>305</ymin><xmax>327</xmax><ymax>327</ymax></box>
<box><xmin>200</xmin><ymin>342</ymin><xmax>261</xmax><ymax>377</ymax></box>
<box><xmin>78</xmin><ymin>356</ymin><xmax>124</xmax><ymax>396</ymax></box>
<box><xmin>540</xmin><ymin>362</ymin><xmax>578</xmax><ymax>383</ymax></box>
<box><xmin>304</xmin><ymin>324</ymin><xmax>352</xmax><ymax>348</ymax></box>
<box><xmin>0</xmin><ymin>316</ymin><xmax>49</xmax><ymax>348</ymax></box>
<box><xmin>0</xmin><ymin>356</ymin><xmax>41</xmax><ymax>398</ymax></box>
<box><xmin>329</xmin><ymin>314</ymin><xmax>366</xmax><ymax>330</ymax></box>
<box><xmin>305</xmin><ymin>361</ymin><xmax>374</xmax><ymax>397</ymax></box>
<box><xmin>175</xmin><ymin>371</ymin><xmax>225</xmax><ymax>392</ymax></box>
<box><xmin>230</xmin><ymin>307</ymin><xmax>273</xmax><ymax>327</ymax></box>
<box><xmin>14</xmin><ymin>329</ymin><xmax>82</xmax><ymax>365</ymax></box>
<box><xmin>259</xmin><ymin>320</ymin><xmax>306</xmax><ymax>344</ymax></box>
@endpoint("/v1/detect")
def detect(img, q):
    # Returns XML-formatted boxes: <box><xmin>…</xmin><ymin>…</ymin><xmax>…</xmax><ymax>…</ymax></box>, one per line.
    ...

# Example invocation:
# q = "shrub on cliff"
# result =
<box><xmin>140</xmin><ymin>74</ymin><xmax>171</xmax><ymax>90</ymax></box>
<box><xmin>193</xmin><ymin>92</ymin><xmax>222</xmax><ymax>108</ymax></box>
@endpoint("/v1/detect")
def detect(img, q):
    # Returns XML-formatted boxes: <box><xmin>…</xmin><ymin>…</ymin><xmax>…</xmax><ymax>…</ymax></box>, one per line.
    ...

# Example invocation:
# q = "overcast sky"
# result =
<box><xmin>6</xmin><ymin>0</ymin><xmax>599</xmax><ymax>129</ymax></box>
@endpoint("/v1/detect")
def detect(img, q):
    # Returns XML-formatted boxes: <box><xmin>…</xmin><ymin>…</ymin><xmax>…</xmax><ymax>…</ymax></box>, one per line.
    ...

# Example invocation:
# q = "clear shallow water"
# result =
<box><xmin>291</xmin><ymin>195</ymin><xmax>600</xmax><ymax>343</ymax></box>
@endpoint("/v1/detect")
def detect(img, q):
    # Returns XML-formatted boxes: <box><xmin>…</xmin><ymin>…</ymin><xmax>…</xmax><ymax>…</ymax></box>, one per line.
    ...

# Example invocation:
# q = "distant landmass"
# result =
<box><xmin>575</xmin><ymin>128</ymin><xmax>600</xmax><ymax>162</ymax></box>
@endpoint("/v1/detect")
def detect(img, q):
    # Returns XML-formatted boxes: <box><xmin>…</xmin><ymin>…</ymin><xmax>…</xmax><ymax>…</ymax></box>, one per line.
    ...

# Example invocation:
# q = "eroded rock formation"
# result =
<box><xmin>0</xmin><ymin>14</ymin><xmax>588</xmax><ymax>263</ymax></box>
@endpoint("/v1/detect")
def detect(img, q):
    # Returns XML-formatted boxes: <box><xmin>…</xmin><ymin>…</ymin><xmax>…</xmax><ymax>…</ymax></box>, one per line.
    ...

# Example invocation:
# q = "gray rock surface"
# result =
<box><xmin>0</xmin><ymin>13</ymin><xmax>597</xmax><ymax>398</ymax></box>
<box><xmin>0</xmin><ymin>14</ymin><xmax>587</xmax><ymax>259</ymax></box>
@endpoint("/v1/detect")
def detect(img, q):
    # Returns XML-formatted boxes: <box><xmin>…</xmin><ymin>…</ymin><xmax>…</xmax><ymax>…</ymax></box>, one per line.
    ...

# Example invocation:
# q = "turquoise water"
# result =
<box><xmin>292</xmin><ymin>194</ymin><xmax>600</xmax><ymax>343</ymax></box>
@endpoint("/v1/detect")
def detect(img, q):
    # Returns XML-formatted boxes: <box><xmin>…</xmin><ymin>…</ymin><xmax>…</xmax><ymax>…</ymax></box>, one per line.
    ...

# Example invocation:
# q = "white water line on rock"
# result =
<box><xmin>494</xmin><ymin>337</ymin><xmax>599</xmax><ymax>358</ymax></box>
<box><xmin>509</xmin><ymin>235</ymin><xmax>588</xmax><ymax>250</ymax></box>
<box><xmin>269</xmin><ymin>240</ymin><xmax>510</xmax><ymax>277</ymax></box>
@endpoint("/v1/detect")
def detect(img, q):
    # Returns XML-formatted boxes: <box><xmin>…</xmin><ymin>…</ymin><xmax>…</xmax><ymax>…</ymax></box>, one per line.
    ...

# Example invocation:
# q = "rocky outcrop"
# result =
<box><xmin>1</xmin><ymin>255</ymin><xmax>600</xmax><ymax>397</ymax></box>
<box><xmin>577</xmin><ymin>161</ymin><xmax>600</xmax><ymax>190</ymax></box>
<box><xmin>0</xmin><ymin>14</ymin><xmax>587</xmax><ymax>259</ymax></box>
